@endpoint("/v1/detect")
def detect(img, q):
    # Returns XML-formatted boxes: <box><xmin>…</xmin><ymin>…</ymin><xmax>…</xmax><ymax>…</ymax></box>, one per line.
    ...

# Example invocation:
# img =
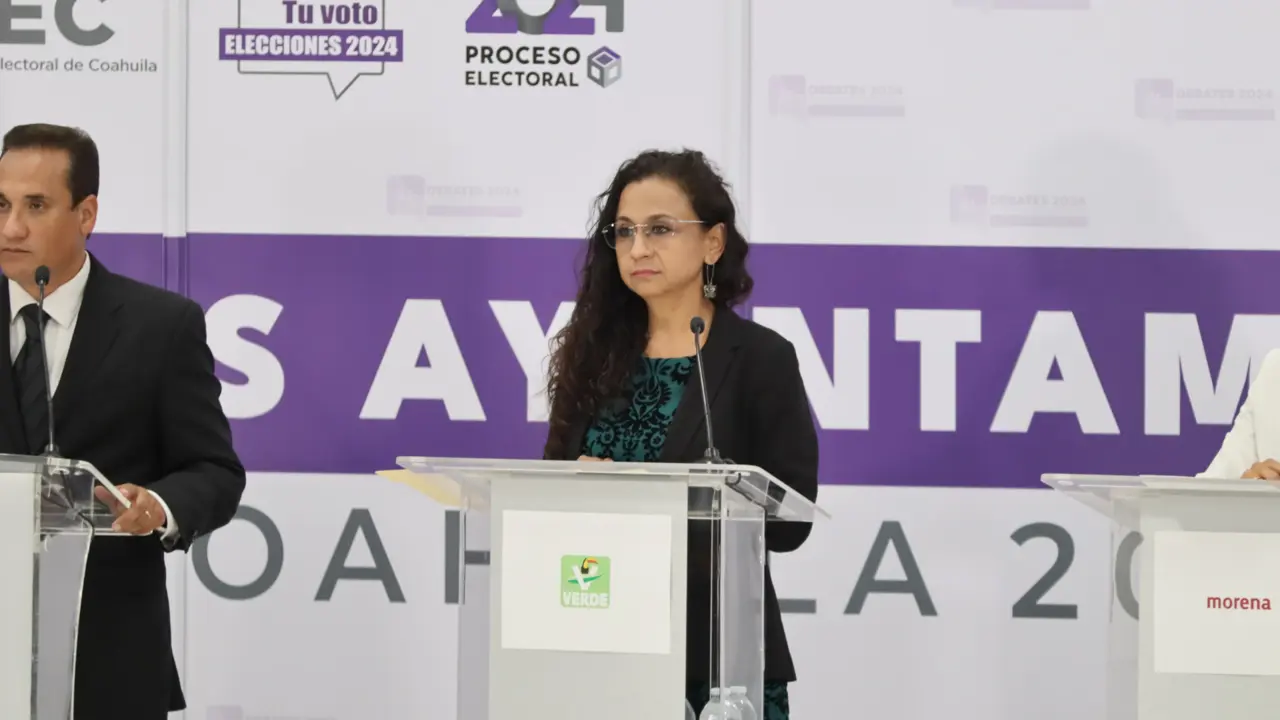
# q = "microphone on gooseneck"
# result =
<box><xmin>690</xmin><ymin>316</ymin><xmax>728</xmax><ymax>465</ymax></box>
<box><xmin>31</xmin><ymin>265</ymin><xmax>84</xmax><ymax>523</ymax></box>
<box><xmin>34</xmin><ymin>265</ymin><xmax>59</xmax><ymax>457</ymax></box>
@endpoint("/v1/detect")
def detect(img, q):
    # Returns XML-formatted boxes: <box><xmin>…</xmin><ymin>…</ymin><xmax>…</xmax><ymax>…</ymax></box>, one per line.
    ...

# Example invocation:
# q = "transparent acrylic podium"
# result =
<box><xmin>397</xmin><ymin>456</ymin><xmax>826</xmax><ymax>720</ymax></box>
<box><xmin>1042</xmin><ymin>472</ymin><xmax>1280</xmax><ymax>720</ymax></box>
<box><xmin>0</xmin><ymin>453</ymin><xmax>127</xmax><ymax>720</ymax></box>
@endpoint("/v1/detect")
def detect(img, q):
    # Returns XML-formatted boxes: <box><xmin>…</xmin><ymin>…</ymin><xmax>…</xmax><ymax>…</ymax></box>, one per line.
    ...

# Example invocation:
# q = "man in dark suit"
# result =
<box><xmin>0</xmin><ymin>123</ymin><xmax>246</xmax><ymax>718</ymax></box>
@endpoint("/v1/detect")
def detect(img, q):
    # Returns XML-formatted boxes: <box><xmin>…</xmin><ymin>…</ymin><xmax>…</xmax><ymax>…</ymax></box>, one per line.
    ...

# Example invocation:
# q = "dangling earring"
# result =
<box><xmin>702</xmin><ymin>262</ymin><xmax>717</xmax><ymax>299</ymax></box>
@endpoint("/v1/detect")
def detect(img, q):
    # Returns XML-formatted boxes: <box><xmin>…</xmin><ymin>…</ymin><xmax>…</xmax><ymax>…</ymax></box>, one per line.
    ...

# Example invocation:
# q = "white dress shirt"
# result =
<box><xmin>1200</xmin><ymin>348</ymin><xmax>1280</xmax><ymax>479</ymax></box>
<box><xmin>8</xmin><ymin>253</ymin><xmax>179</xmax><ymax>541</ymax></box>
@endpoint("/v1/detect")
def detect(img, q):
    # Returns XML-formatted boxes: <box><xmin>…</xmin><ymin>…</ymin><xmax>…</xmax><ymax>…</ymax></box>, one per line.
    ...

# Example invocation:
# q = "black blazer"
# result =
<box><xmin>546</xmin><ymin>308</ymin><xmax>820</xmax><ymax>683</ymax></box>
<box><xmin>0</xmin><ymin>256</ymin><xmax>246</xmax><ymax>719</ymax></box>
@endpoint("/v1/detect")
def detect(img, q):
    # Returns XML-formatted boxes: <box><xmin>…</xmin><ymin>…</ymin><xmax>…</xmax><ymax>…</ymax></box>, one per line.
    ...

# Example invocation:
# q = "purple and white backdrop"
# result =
<box><xmin>4</xmin><ymin>0</ymin><xmax>1280</xmax><ymax>717</ymax></box>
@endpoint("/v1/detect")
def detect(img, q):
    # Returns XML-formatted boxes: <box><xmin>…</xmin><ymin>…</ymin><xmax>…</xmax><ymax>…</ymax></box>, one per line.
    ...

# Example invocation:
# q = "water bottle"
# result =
<box><xmin>685</xmin><ymin>698</ymin><xmax>697</xmax><ymax>720</ymax></box>
<box><xmin>725</xmin><ymin>687</ymin><xmax>757</xmax><ymax>720</ymax></box>
<box><xmin>698</xmin><ymin>688</ymin><xmax>742</xmax><ymax>720</ymax></box>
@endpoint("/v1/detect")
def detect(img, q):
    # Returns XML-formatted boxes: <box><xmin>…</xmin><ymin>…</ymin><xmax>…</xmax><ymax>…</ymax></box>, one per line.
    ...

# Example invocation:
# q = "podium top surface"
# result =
<box><xmin>1042</xmin><ymin>472</ymin><xmax>1280</xmax><ymax>520</ymax></box>
<box><xmin>0</xmin><ymin>453</ymin><xmax>128</xmax><ymax>535</ymax></box>
<box><xmin>396</xmin><ymin>456</ymin><xmax>830</xmax><ymax>522</ymax></box>
<box><xmin>1043</xmin><ymin>472</ymin><xmax>1280</xmax><ymax>496</ymax></box>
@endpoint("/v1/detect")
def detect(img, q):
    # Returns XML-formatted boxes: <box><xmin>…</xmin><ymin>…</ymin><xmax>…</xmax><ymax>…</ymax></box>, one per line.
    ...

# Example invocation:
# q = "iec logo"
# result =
<box><xmin>0</xmin><ymin>0</ymin><xmax>113</xmax><ymax>46</ymax></box>
<box><xmin>561</xmin><ymin>555</ymin><xmax>611</xmax><ymax>609</ymax></box>
<box><xmin>0</xmin><ymin>0</ymin><xmax>159</xmax><ymax>74</ymax></box>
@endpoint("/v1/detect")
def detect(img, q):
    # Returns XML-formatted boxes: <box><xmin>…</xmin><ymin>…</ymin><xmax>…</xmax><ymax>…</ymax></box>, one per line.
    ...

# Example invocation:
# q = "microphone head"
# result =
<box><xmin>34</xmin><ymin>265</ymin><xmax>50</xmax><ymax>287</ymax></box>
<box><xmin>690</xmin><ymin>316</ymin><xmax>706</xmax><ymax>334</ymax></box>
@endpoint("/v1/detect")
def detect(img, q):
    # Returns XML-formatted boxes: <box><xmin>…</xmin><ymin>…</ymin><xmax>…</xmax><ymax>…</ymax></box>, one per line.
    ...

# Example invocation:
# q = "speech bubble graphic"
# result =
<box><xmin>222</xmin><ymin>0</ymin><xmax>403</xmax><ymax>100</ymax></box>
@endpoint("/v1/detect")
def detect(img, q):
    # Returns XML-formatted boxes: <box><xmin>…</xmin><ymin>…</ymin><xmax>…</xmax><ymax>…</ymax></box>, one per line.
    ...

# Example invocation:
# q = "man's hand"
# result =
<box><xmin>93</xmin><ymin>484</ymin><xmax>167</xmax><ymax>534</ymax></box>
<box><xmin>577</xmin><ymin>456</ymin><xmax>612</xmax><ymax>462</ymax></box>
<box><xmin>1243</xmin><ymin>460</ymin><xmax>1280</xmax><ymax>480</ymax></box>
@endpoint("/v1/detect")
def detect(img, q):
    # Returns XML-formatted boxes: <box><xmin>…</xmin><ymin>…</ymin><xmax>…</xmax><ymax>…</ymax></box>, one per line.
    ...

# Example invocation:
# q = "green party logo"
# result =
<box><xmin>561</xmin><ymin>555</ymin><xmax>611</xmax><ymax>609</ymax></box>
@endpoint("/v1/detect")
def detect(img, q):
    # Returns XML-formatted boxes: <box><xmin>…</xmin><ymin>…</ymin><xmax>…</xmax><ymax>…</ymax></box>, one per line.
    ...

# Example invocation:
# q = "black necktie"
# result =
<box><xmin>13</xmin><ymin>304</ymin><xmax>51</xmax><ymax>454</ymax></box>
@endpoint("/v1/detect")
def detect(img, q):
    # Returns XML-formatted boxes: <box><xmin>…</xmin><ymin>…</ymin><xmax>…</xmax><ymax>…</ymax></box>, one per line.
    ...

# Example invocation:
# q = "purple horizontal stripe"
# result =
<box><xmin>86</xmin><ymin>233</ymin><xmax>167</xmax><ymax>287</ymax></box>
<box><xmin>115</xmin><ymin>233</ymin><xmax>1274</xmax><ymax>489</ymax></box>
<box><xmin>186</xmin><ymin>233</ymin><xmax>573</xmax><ymax>476</ymax></box>
<box><xmin>748</xmin><ymin>243</ymin><xmax>1280</xmax><ymax>488</ymax></box>
<box><xmin>219</xmin><ymin>28</ymin><xmax>404</xmax><ymax>62</ymax></box>
<box><xmin>62</xmin><ymin>234</ymin><xmax>1280</xmax><ymax>489</ymax></box>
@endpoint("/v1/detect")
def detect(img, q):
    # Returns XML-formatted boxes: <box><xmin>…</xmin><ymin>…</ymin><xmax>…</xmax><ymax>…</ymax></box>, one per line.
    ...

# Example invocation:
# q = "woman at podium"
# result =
<box><xmin>543</xmin><ymin>148</ymin><xmax>820</xmax><ymax>719</ymax></box>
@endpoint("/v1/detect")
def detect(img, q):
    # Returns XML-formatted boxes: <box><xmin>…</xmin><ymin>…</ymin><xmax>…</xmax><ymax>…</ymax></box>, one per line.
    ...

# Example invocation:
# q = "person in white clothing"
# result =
<box><xmin>1201</xmin><ymin>349</ymin><xmax>1280</xmax><ymax>479</ymax></box>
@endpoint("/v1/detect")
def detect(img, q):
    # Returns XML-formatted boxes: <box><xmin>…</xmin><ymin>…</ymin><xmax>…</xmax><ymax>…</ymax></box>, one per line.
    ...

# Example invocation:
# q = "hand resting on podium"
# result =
<box><xmin>1242</xmin><ymin>460</ymin><xmax>1280</xmax><ymax>480</ymax></box>
<box><xmin>93</xmin><ymin>484</ymin><xmax>170</xmax><ymax>535</ymax></box>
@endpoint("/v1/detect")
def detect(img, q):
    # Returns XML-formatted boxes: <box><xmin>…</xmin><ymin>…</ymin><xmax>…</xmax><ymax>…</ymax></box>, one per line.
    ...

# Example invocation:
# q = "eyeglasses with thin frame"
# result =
<box><xmin>601</xmin><ymin>219</ymin><xmax>707</xmax><ymax>249</ymax></box>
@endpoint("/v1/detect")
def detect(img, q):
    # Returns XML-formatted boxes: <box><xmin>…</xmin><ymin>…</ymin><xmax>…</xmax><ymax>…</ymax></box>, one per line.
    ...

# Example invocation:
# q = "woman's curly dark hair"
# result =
<box><xmin>543</xmin><ymin>149</ymin><xmax>754</xmax><ymax>459</ymax></box>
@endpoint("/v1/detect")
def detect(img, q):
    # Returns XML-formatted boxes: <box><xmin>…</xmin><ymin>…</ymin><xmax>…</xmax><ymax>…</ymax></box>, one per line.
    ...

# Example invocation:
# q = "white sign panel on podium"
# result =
<box><xmin>499</xmin><ymin>509</ymin><xmax>673</xmax><ymax>656</ymax></box>
<box><xmin>1153</xmin><ymin>531</ymin><xmax>1280</xmax><ymax>677</ymax></box>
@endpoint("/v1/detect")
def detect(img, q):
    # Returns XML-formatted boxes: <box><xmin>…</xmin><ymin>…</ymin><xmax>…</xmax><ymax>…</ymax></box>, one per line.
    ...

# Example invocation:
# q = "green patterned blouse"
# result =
<box><xmin>580</xmin><ymin>356</ymin><xmax>694</xmax><ymax>461</ymax></box>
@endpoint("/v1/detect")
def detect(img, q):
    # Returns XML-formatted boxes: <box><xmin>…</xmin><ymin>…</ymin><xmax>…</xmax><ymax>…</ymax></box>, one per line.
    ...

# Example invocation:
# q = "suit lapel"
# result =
<box><xmin>659</xmin><ymin>309</ymin><xmax>744</xmax><ymax>462</ymax></box>
<box><xmin>54</xmin><ymin>257</ymin><xmax>123</xmax><ymax>419</ymax></box>
<box><xmin>0</xmin><ymin>287</ymin><xmax>24</xmax><ymax>452</ymax></box>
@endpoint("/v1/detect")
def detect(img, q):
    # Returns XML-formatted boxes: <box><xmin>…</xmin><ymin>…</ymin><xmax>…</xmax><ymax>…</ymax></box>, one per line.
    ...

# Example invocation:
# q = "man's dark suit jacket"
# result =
<box><xmin>546</xmin><ymin>307</ymin><xmax>820</xmax><ymax>684</ymax></box>
<box><xmin>0</xmin><ymin>256</ymin><xmax>246</xmax><ymax>719</ymax></box>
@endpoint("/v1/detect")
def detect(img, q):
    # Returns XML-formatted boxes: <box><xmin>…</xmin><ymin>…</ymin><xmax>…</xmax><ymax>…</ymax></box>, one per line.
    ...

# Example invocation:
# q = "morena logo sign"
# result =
<box><xmin>1206</xmin><ymin>595</ymin><xmax>1273</xmax><ymax>611</ymax></box>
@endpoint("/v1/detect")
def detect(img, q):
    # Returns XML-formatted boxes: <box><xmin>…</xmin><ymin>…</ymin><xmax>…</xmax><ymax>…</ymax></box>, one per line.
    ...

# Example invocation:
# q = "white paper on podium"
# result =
<box><xmin>500</xmin><ymin>509</ymin><xmax>673</xmax><ymax>655</ymax></box>
<box><xmin>1153</xmin><ymin>531</ymin><xmax>1280</xmax><ymax>676</ymax></box>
